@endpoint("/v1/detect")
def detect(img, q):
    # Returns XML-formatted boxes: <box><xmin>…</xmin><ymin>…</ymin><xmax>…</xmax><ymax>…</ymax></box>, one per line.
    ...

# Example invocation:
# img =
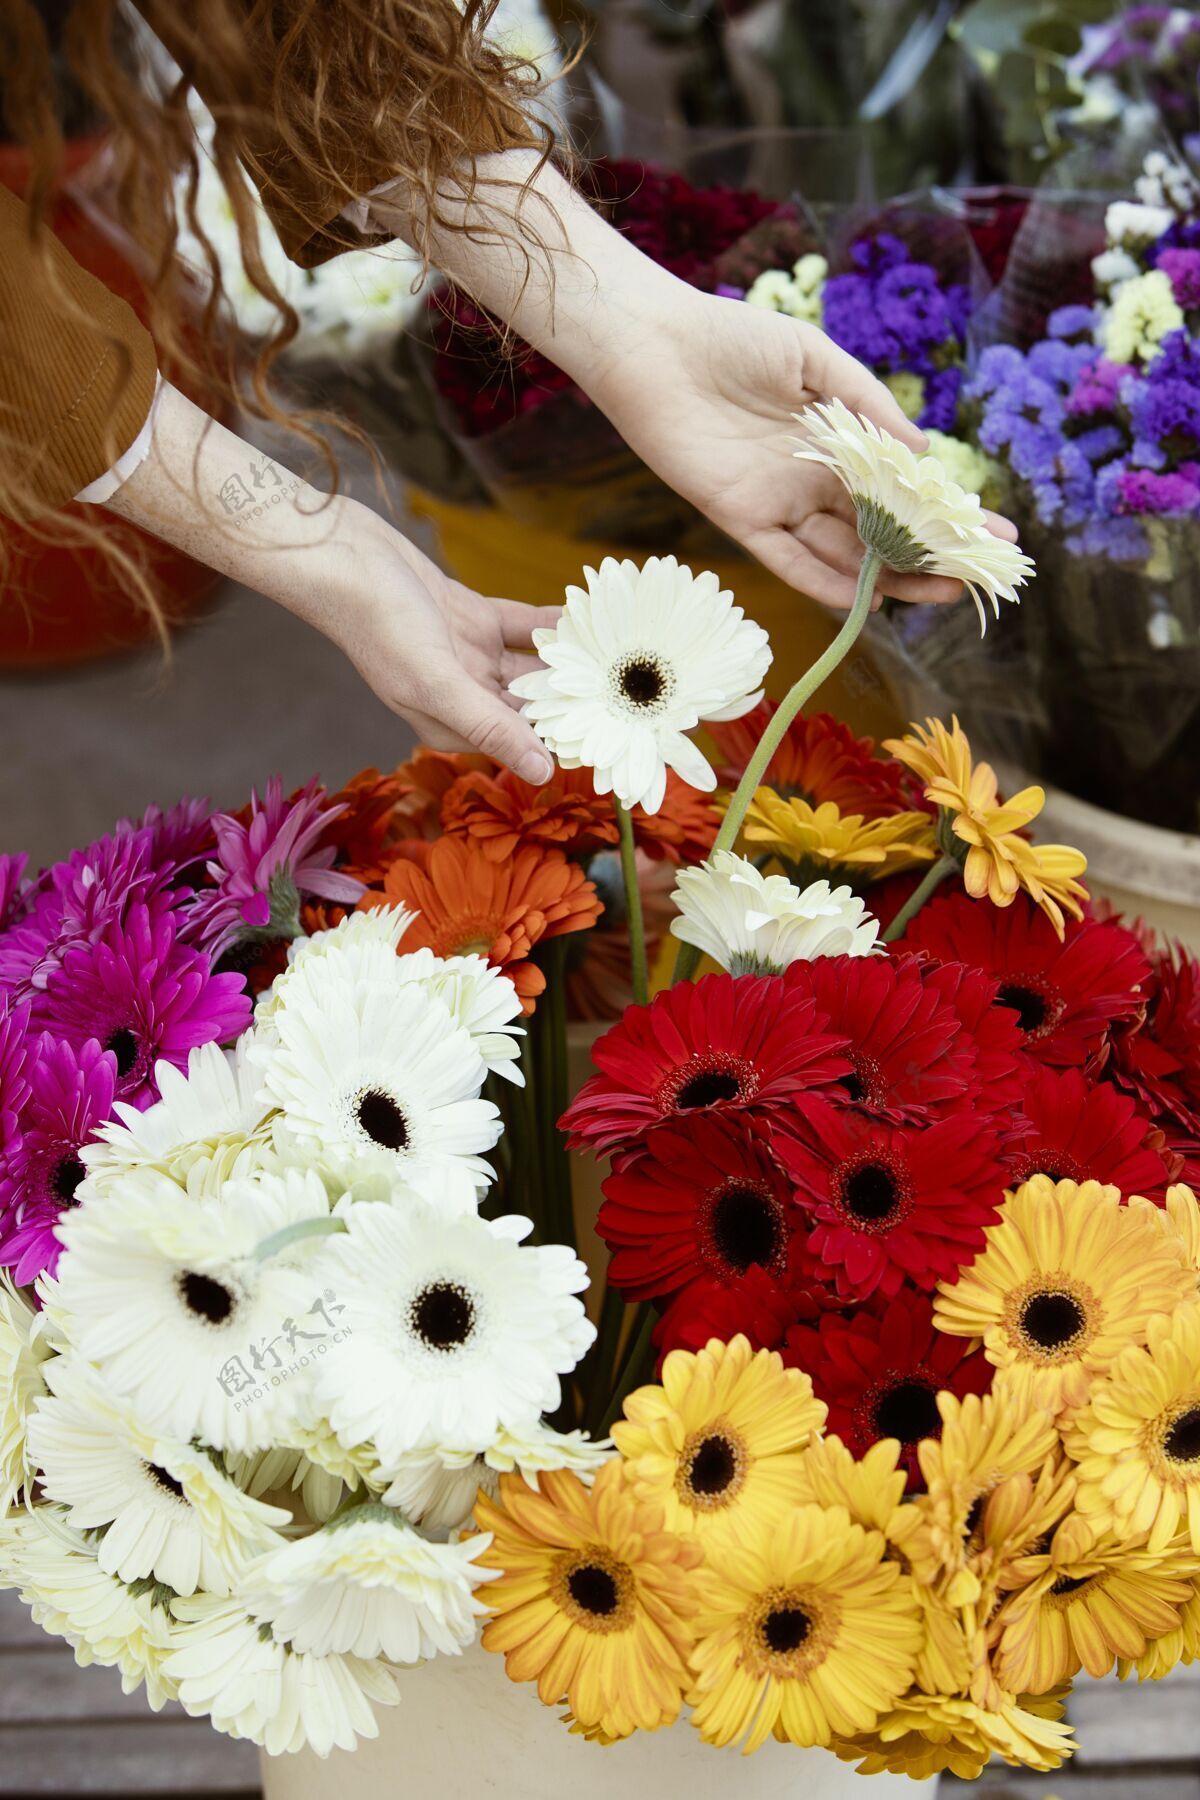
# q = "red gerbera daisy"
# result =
<box><xmin>1007</xmin><ymin>1066</ymin><xmax>1177</xmax><ymax>1199</ymax></box>
<box><xmin>918</xmin><ymin>958</ymin><xmax>1027</xmax><ymax>1109</ymax></box>
<box><xmin>561</xmin><ymin>971</ymin><xmax>850</xmax><ymax>1156</ymax></box>
<box><xmin>652</xmin><ymin>1253</ymin><xmax>838</xmax><ymax>1363</ymax></box>
<box><xmin>783</xmin><ymin>1292</ymin><xmax>993</xmax><ymax>1490</ymax></box>
<box><xmin>597</xmin><ymin>1114</ymin><xmax>801</xmax><ymax>1301</ymax></box>
<box><xmin>893</xmin><ymin>890</ymin><xmax>1151</xmax><ymax>1068</ymax></box>
<box><xmin>1110</xmin><ymin>943</ymin><xmax>1200</xmax><ymax>1136</ymax></box>
<box><xmin>776</xmin><ymin>1096</ymin><xmax>1005</xmax><ymax>1300</ymax></box>
<box><xmin>708</xmin><ymin>704</ymin><xmax>910</xmax><ymax>818</ymax></box>
<box><xmin>782</xmin><ymin>954</ymin><xmax>979</xmax><ymax>1122</ymax></box>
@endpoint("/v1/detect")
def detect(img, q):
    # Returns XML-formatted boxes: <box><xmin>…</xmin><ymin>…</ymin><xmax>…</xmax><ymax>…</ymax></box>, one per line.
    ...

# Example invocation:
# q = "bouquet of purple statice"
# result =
<box><xmin>1074</xmin><ymin>7</ymin><xmax>1200</xmax><ymax>167</ymax></box>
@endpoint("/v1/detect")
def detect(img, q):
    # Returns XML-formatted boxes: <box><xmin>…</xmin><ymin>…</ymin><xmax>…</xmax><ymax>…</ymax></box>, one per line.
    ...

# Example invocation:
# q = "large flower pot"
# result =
<box><xmin>259</xmin><ymin>1639</ymin><xmax>910</xmax><ymax>1799</ymax></box>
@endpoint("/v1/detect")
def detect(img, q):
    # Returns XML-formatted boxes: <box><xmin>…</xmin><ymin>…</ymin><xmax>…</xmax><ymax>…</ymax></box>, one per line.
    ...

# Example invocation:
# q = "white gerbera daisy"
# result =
<box><xmin>81</xmin><ymin>1038</ymin><xmax>272</xmax><ymax>1193</ymax></box>
<box><xmin>254</xmin><ymin>960</ymin><xmax>499</xmax><ymax>1210</ymax></box>
<box><xmin>166</xmin><ymin>1592</ymin><xmax>398</xmax><ymax>1755</ymax></box>
<box><xmin>792</xmin><ymin>399</ymin><xmax>1035</xmax><ymax>633</ymax></box>
<box><xmin>229</xmin><ymin>1424</ymin><xmax>382</xmax><ymax>1525</ymax></box>
<box><xmin>669</xmin><ymin>850</ymin><xmax>880</xmax><ymax>975</ymax></box>
<box><xmin>0</xmin><ymin>1271</ymin><xmax>52</xmax><ymax>1513</ymax></box>
<box><xmin>0</xmin><ymin>1508</ymin><xmax>177</xmax><ymax>1707</ymax></box>
<box><xmin>52</xmin><ymin>1168</ymin><xmax>332</xmax><ymax>1453</ymax></box>
<box><xmin>28</xmin><ymin>1361</ymin><xmax>289</xmax><ymax>1596</ymax></box>
<box><xmin>510</xmin><ymin>556</ymin><xmax>771</xmax><ymax>813</ymax></box>
<box><xmin>309</xmin><ymin>1200</ymin><xmax>594</xmax><ymax>1462</ymax></box>
<box><xmin>381</xmin><ymin>1419</ymin><xmax>612</xmax><ymax>1533</ymax></box>
<box><xmin>240</xmin><ymin>1501</ymin><xmax>495</xmax><ymax>1660</ymax></box>
<box><xmin>255</xmin><ymin>906</ymin><xmax>415</xmax><ymax>1030</ymax></box>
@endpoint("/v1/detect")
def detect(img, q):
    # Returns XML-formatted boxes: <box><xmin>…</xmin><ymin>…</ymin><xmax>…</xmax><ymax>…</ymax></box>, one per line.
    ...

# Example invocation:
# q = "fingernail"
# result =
<box><xmin>520</xmin><ymin>750</ymin><xmax>553</xmax><ymax>785</ymax></box>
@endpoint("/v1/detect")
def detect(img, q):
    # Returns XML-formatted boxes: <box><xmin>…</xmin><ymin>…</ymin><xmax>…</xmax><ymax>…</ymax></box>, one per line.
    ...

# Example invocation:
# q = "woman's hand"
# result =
<box><xmin>587</xmin><ymin>287</ymin><xmax>1018</xmax><ymax>611</ymax></box>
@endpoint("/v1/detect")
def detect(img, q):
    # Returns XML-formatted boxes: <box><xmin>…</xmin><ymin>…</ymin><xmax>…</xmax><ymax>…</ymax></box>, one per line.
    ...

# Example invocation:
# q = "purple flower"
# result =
<box><xmin>0</xmin><ymin>1001</ymin><xmax>33</xmax><ymax>1150</ymax></box>
<box><xmin>121</xmin><ymin>797</ymin><xmax>215</xmax><ymax>884</ymax></box>
<box><xmin>1156</xmin><ymin>249</ymin><xmax>1200</xmax><ymax>309</ymax></box>
<box><xmin>0</xmin><ymin>856</ymin><xmax>27</xmax><ymax>934</ymax></box>
<box><xmin>918</xmin><ymin>367</ymin><xmax>962</xmax><ymax>432</ymax></box>
<box><xmin>39</xmin><ymin>898</ymin><xmax>250</xmax><ymax>1109</ymax></box>
<box><xmin>1116</xmin><ymin>467</ymin><xmax>1200</xmax><ymax>515</ymax></box>
<box><xmin>1066</xmin><ymin>358</ymin><xmax>1130</xmax><ymax>419</ymax></box>
<box><xmin>0</xmin><ymin>829</ymin><xmax>167</xmax><ymax>1000</ymax></box>
<box><xmin>1047</xmin><ymin>305</ymin><xmax>1098</xmax><ymax>343</ymax></box>
<box><xmin>186</xmin><ymin>778</ymin><xmax>364</xmax><ymax>960</ymax></box>
<box><xmin>0</xmin><ymin>1036</ymin><xmax>117</xmax><ymax>1284</ymax></box>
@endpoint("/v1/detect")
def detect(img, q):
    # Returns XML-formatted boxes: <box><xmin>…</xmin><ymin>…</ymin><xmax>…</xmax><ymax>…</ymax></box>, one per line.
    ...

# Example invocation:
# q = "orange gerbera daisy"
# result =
<box><xmin>392</xmin><ymin>747</ymin><xmax>494</xmax><ymax>838</ymax></box>
<box><xmin>364</xmin><ymin>837</ymin><xmax>602</xmax><ymax>1011</ymax></box>
<box><xmin>442</xmin><ymin>765</ymin><xmax>619</xmax><ymax>863</ymax></box>
<box><xmin>709</xmin><ymin>703</ymin><xmax>911</xmax><ymax>819</ymax></box>
<box><xmin>319</xmin><ymin>766</ymin><xmax>412</xmax><ymax>881</ymax></box>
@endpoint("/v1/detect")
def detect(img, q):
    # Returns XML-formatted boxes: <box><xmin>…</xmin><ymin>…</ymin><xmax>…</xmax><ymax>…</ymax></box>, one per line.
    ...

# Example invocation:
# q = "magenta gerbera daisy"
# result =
<box><xmin>0</xmin><ymin>1000</ymin><xmax>33</xmax><ymax>1149</ymax></box>
<box><xmin>0</xmin><ymin>854</ymin><xmax>28</xmax><ymax>933</ymax></box>
<box><xmin>783</xmin><ymin>1292</ymin><xmax>993</xmax><ymax>1490</ymax></box>
<box><xmin>561</xmin><ymin>970</ymin><xmax>850</xmax><ymax>1156</ymax></box>
<box><xmin>38</xmin><ymin>900</ymin><xmax>249</xmax><ymax>1109</ymax></box>
<box><xmin>893</xmin><ymin>890</ymin><xmax>1151</xmax><ymax>1068</ymax></box>
<box><xmin>123</xmin><ymin>796</ymin><xmax>215</xmax><ymax>882</ymax></box>
<box><xmin>776</xmin><ymin>1095</ymin><xmax>1006</xmax><ymax>1300</ymax></box>
<box><xmin>782</xmin><ymin>953</ymin><xmax>978</xmax><ymax>1122</ymax></box>
<box><xmin>186</xmin><ymin>778</ymin><xmax>364</xmax><ymax>960</ymax></box>
<box><xmin>597</xmin><ymin>1113</ymin><xmax>801</xmax><ymax>1301</ymax></box>
<box><xmin>0</xmin><ymin>829</ymin><xmax>166</xmax><ymax>999</ymax></box>
<box><xmin>0</xmin><ymin>1036</ymin><xmax>117</xmax><ymax>1283</ymax></box>
<box><xmin>1006</xmin><ymin>1066</ymin><xmax>1176</xmax><ymax>1199</ymax></box>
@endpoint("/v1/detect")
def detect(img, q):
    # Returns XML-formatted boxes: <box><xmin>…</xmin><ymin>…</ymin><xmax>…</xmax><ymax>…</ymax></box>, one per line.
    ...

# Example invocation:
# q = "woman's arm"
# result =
<box><xmin>368</xmin><ymin>153</ymin><xmax>1016</xmax><ymax>610</ymax></box>
<box><xmin>103</xmin><ymin>382</ymin><xmax>554</xmax><ymax>781</ymax></box>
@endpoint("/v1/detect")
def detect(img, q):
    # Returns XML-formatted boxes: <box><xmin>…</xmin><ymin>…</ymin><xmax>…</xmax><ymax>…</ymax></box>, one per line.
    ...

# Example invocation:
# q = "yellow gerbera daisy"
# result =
<box><xmin>916</xmin><ymin>1389</ymin><xmax>1059</xmax><ymax>1586</ymax></box>
<box><xmin>1161</xmin><ymin>1182</ymin><xmax>1200</xmax><ymax>1274</ymax></box>
<box><xmin>833</xmin><ymin>1686</ymin><xmax>1074</xmax><ymax>1781</ymax></box>
<box><xmin>1118</xmin><ymin>1581</ymin><xmax>1200</xmax><ymax>1681</ymax></box>
<box><xmin>933</xmin><ymin>1176</ymin><xmax>1195</xmax><ymax>1414</ymax></box>
<box><xmin>612</xmin><ymin>1335</ymin><xmax>825</xmax><ymax>1549</ymax></box>
<box><xmin>992</xmin><ymin>1512</ymin><xmax>1200</xmax><ymax>1690</ymax></box>
<box><xmin>884</xmin><ymin>717</ymin><xmax>1088</xmax><ymax>936</ymax></box>
<box><xmin>687</xmin><ymin>1502</ymin><xmax>922</xmax><ymax>1754</ymax></box>
<box><xmin>741</xmin><ymin>788</ymin><xmax>936</xmax><ymax>878</ymax></box>
<box><xmin>1067</xmin><ymin>1301</ymin><xmax>1200</xmax><ymax>1552</ymax></box>
<box><xmin>474</xmin><ymin>1463</ymin><xmax>700</xmax><ymax>1741</ymax></box>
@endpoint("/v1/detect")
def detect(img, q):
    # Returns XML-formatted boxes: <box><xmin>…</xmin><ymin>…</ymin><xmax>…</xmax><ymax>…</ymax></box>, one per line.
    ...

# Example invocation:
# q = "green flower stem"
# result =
<box><xmin>672</xmin><ymin>546</ymin><xmax>884</xmax><ymax>985</ymax></box>
<box><xmin>532</xmin><ymin>935</ymin><xmax>575</xmax><ymax>1254</ymax></box>
<box><xmin>253</xmin><ymin>1215</ymin><xmax>347</xmax><ymax>1263</ymax></box>
<box><xmin>881</xmin><ymin>854</ymin><xmax>958</xmax><ymax>943</ymax></box>
<box><xmin>582</xmin><ymin>1282</ymin><xmax>629</xmax><ymax>1437</ymax></box>
<box><xmin>616</xmin><ymin>801</ymin><xmax>648</xmax><ymax>1008</ymax></box>
<box><xmin>600</xmin><ymin>1302</ymin><xmax>657</xmax><ymax>1436</ymax></box>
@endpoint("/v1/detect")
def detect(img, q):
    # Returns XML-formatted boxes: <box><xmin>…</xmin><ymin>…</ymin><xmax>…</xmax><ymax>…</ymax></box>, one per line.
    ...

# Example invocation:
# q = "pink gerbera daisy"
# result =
<box><xmin>0</xmin><ymin>1036</ymin><xmax>117</xmax><ymax>1283</ymax></box>
<box><xmin>0</xmin><ymin>1000</ymin><xmax>33</xmax><ymax>1148</ymax></box>
<box><xmin>0</xmin><ymin>831</ymin><xmax>165</xmax><ymax>998</ymax></box>
<box><xmin>0</xmin><ymin>854</ymin><xmax>28</xmax><ymax>933</ymax></box>
<box><xmin>39</xmin><ymin>900</ymin><xmax>249</xmax><ymax>1108</ymax></box>
<box><xmin>187</xmin><ymin>778</ymin><xmax>364</xmax><ymax>959</ymax></box>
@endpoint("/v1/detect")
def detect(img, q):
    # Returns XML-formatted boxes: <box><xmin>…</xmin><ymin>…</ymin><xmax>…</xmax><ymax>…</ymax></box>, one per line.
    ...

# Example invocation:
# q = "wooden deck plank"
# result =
<box><xmin>0</xmin><ymin>1650</ymin><xmax>181</xmax><ymax>1725</ymax></box>
<box><xmin>0</xmin><ymin>1720</ymin><xmax>260</xmax><ymax>1795</ymax></box>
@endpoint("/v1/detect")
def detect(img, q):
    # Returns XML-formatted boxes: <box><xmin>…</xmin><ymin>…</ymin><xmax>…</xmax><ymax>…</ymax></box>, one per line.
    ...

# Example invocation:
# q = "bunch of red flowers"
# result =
<box><xmin>571</xmin><ymin>715</ymin><xmax>1200</xmax><ymax>1490</ymax></box>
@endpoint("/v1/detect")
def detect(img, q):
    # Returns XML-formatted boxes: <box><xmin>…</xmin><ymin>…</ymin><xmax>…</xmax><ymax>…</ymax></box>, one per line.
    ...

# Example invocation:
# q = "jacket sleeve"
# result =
<box><xmin>0</xmin><ymin>185</ymin><xmax>159</xmax><ymax>517</ymax></box>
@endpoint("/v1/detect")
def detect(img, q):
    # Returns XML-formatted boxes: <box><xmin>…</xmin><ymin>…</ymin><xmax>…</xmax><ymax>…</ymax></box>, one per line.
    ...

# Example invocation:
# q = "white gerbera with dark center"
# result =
<box><xmin>309</xmin><ymin>1199</ymin><xmax>594</xmax><ymax>1463</ymax></box>
<box><xmin>510</xmin><ymin>555</ymin><xmax>771</xmax><ymax>813</ymax></box>
<box><xmin>670</xmin><ymin>850</ymin><xmax>881</xmax><ymax>975</ymax></box>
<box><xmin>28</xmin><ymin>1360</ymin><xmax>290</xmax><ymax>1596</ymax></box>
<box><xmin>253</xmin><ymin>958</ymin><xmax>499</xmax><ymax>1210</ymax></box>
<box><xmin>51</xmin><ymin>1167</ymin><xmax>331</xmax><ymax>1452</ymax></box>
<box><xmin>240</xmin><ymin>1502</ymin><xmax>496</xmax><ymax>1661</ymax></box>
<box><xmin>793</xmin><ymin>400</ymin><xmax>1035</xmax><ymax>633</ymax></box>
<box><xmin>81</xmin><ymin>1038</ymin><xmax>271</xmax><ymax>1195</ymax></box>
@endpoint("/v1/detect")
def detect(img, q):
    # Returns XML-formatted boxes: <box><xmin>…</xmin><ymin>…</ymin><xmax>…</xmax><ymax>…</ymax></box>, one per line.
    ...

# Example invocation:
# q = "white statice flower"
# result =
<box><xmin>745</xmin><ymin>253</ymin><xmax>827</xmax><ymax>323</ymax></box>
<box><xmin>0</xmin><ymin>1271</ymin><xmax>52</xmax><ymax>1514</ymax></box>
<box><xmin>28</xmin><ymin>1360</ymin><xmax>289</xmax><ymax>1596</ymax></box>
<box><xmin>669</xmin><ymin>851</ymin><xmax>881</xmax><ymax>975</ymax></box>
<box><xmin>52</xmin><ymin>1167</ymin><xmax>333</xmax><ymax>1453</ymax></box>
<box><xmin>254</xmin><ymin>960</ymin><xmax>500</xmax><ymax>1209</ymax></box>
<box><xmin>1103</xmin><ymin>269</ymin><xmax>1186</xmax><ymax>364</ymax></box>
<box><xmin>0</xmin><ymin>1508</ymin><xmax>177</xmax><ymax>1708</ymax></box>
<box><xmin>511</xmin><ymin>556</ymin><xmax>771</xmax><ymax>813</ymax></box>
<box><xmin>240</xmin><ymin>1502</ymin><xmax>495</xmax><ymax>1660</ymax></box>
<box><xmin>382</xmin><ymin>1419</ymin><xmax>612</xmax><ymax>1533</ymax></box>
<box><xmin>1104</xmin><ymin>199</ymin><xmax>1176</xmax><ymax>249</ymax></box>
<box><xmin>81</xmin><ymin>1038</ymin><xmax>272</xmax><ymax>1195</ymax></box>
<box><xmin>793</xmin><ymin>399</ymin><xmax>1035</xmax><ymax>633</ymax></box>
<box><xmin>309</xmin><ymin>1199</ymin><xmax>594</xmax><ymax>1463</ymax></box>
<box><xmin>1092</xmin><ymin>246</ymin><xmax>1142</xmax><ymax>295</ymax></box>
<box><xmin>166</xmin><ymin>1592</ymin><xmax>398</xmax><ymax>1756</ymax></box>
<box><xmin>1135</xmin><ymin>152</ymin><xmax>1199</xmax><ymax>215</ymax></box>
<box><xmin>922</xmin><ymin>429</ymin><xmax>1007</xmax><ymax>508</ymax></box>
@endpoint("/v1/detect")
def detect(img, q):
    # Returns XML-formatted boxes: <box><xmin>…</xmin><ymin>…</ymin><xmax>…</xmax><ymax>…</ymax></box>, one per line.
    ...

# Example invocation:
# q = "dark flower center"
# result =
<box><xmin>1020</xmin><ymin>1291</ymin><xmax>1086</xmax><ymax>1350</ymax></box>
<box><xmin>662</xmin><ymin>1053</ymin><xmax>759</xmax><ymax>1118</ymax></box>
<box><xmin>708</xmin><ymin>1183</ymin><xmax>781</xmax><ymax>1274</ymax></box>
<box><xmin>996</xmin><ymin>981</ymin><xmax>1053</xmax><ymax>1038</ymax></box>
<box><xmin>1012</xmin><ymin>1148</ymin><xmax>1082</xmax><ymax>1186</ymax></box>
<box><xmin>52</xmin><ymin>1154</ymin><xmax>87</xmax><ymax>1204</ymax></box>
<box><xmin>567</xmin><ymin>1564</ymin><xmax>619</xmax><ymax>1617</ymax></box>
<box><xmin>178</xmin><ymin>1271</ymin><xmax>235</xmax><ymax>1325</ymax></box>
<box><xmin>874</xmin><ymin>1379</ymin><xmax>942</xmax><ymax>1446</ymax></box>
<box><xmin>763</xmin><ymin>1605</ymin><xmax>811</xmax><ymax>1655</ymax></box>
<box><xmin>356</xmin><ymin>1088</ymin><xmax>409</xmax><ymax>1151</ymax></box>
<box><xmin>678</xmin><ymin>1070</ymin><xmax>741</xmax><ymax>1109</ymax></box>
<box><xmin>411</xmin><ymin>1281</ymin><xmax>475</xmax><ymax>1351</ymax></box>
<box><xmin>1050</xmin><ymin>1573</ymin><xmax>1094</xmax><ymax>1598</ymax></box>
<box><xmin>145</xmin><ymin>1462</ymin><xmax>186</xmax><ymax>1501</ymax></box>
<box><xmin>687</xmin><ymin>1434</ymin><xmax>738</xmax><ymax>1496</ymax></box>
<box><xmin>106</xmin><ymin>1027</ymin><xmax>140</xmax><ymax>1078</ymax></box>
<box><xmin>617</xmin><ymin>656</ymin><xmax>667</xmax><ymax>708</ymax></box>
<box><xmin>843</xmin><ymin>1162</ymin><xmax>900</xmax><ymax>1223</ymax></box>
<box><xmin>1164</xmin><ymin>1408</ymin><xmax>1200</xmax><ymax>1464</ymax></box>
